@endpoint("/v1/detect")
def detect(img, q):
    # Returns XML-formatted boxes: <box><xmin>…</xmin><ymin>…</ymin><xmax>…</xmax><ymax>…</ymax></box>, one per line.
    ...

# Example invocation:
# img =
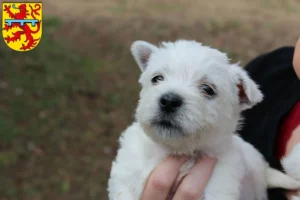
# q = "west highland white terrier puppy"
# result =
<box><xmin>108</xmin><ymin>40</ymin><xmax>300</xmax><ymax>200</ymax></box>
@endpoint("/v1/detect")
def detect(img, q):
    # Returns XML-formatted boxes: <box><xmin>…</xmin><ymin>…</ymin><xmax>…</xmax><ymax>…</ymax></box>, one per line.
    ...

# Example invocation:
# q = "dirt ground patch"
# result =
<box><xmin>40</xmin><ymin>0</ymin><xmax>300</xmax><ymax>59</ymax></box>
<box><xmin>1</xmin><ymin>1</ymin><xmax>300</xmax><ymax>200</ymax></box>
<box><xmin>42</xmin><ymin>0</ymin><xmax>300</xmax><ymax>23</ymax></box>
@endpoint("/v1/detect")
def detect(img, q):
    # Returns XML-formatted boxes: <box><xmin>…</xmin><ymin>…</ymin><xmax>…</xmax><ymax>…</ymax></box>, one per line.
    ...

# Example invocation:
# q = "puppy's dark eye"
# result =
<box><xmin>200</xmin><ymin>84</ymin><xmax>216</xmax><ymax>98</ymax></box>
<box><xmin>151</xmin><ymin>75</ymin><xmax>164</xmax><ymax>84</ymax></box>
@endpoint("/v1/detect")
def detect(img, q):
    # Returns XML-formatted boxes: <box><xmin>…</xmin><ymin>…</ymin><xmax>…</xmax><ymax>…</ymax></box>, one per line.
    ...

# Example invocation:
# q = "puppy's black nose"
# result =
<box><xmin>160</xmin><ymin>93</ymin><xmax>183</xmax><ymax>113</ymax></box>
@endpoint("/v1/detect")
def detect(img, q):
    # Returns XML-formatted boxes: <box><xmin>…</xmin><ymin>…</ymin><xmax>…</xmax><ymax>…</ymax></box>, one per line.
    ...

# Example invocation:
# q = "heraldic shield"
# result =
<box><xmin>2</xmin><ymin>3</ymin><xmax>42</xmax><ymax>51</ymax></box>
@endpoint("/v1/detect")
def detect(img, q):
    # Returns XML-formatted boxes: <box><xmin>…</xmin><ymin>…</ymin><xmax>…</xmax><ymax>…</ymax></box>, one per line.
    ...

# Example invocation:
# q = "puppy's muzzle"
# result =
<box><xmin>159</xmin><ymin>93</ymin><xmax>183</xmax><ymax>113</ymax></box>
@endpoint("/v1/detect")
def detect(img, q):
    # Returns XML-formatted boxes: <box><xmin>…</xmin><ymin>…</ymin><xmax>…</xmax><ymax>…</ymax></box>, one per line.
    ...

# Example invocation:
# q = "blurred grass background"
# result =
<box><xmin>0</xmin><ymin>0</ymin><xmax>300</xmax><ymax>199</ymax></box>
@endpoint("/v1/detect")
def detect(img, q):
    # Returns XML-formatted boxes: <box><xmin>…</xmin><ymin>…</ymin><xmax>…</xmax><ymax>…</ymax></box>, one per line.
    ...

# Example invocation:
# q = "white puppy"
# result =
<box><xmin>107</xmin><ymin>40</ymin><xmax>300</xmax><ymax>200</ymax></box>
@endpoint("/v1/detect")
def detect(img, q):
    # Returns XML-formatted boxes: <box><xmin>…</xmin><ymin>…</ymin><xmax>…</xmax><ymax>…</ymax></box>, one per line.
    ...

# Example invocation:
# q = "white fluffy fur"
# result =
<box><xmin>282</xmin><ymin>144</ymin><xmax>300</xmax><ymax>200</ymax></box>
<box><xmin>108</xmin><ymin>40</ymin><xmax>300</xmax><ymax>200</ymax></box>
<box><xmin>282</xmin><ymin>144</ymin><xmax>300</xmax><ymax>182</ymax></box>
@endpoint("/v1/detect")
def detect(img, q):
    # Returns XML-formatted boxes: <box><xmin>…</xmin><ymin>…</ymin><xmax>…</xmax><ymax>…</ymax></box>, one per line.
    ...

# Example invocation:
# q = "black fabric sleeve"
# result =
<box><xmin>239</xmin><ymin>47</ymin><xmax>300</xmax><ymax>200</ymax></box>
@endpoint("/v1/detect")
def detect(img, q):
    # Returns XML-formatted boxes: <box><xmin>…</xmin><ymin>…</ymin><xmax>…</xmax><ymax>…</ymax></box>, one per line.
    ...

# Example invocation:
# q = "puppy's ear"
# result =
<box><xmin>131</xmin><ymin>40</ymin><xmax>158</xmax><ymax>72</ymax></box>
<box><xmin>230</xmin><ymin>64</ymin><xmax>263</xmax><ymax>110</ymax></box>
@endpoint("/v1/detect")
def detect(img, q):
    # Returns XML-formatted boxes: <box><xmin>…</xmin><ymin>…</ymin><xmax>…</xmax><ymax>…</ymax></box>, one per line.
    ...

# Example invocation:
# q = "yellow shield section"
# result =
<box><xmin>2</xmin><ymin>3</ymin><xmax>42</xmax><ymax>51</ymax></box>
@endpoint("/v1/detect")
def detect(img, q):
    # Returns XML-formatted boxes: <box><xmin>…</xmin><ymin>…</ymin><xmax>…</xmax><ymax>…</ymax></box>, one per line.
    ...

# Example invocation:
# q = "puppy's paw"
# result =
<box><xmin>282</xmin><ymin>143</ymin><xmax>300</xmax><ymax>182</ymax></box>
<box><xmin>291</xmin><ymin>196</ymin><xmax>300</xmax><ymax>200</ymax></box>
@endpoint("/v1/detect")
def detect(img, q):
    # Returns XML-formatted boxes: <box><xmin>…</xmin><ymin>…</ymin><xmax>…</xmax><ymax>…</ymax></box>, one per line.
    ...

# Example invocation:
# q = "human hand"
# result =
<box><xmin>293</xmin><ymin>37</ymin><xmax>300</xmax><ymax>78</ymax></box>
<box><xmin>141</xmin><ymin>156</ymin><xmax>217</xmax><ymax>200</ymax></box>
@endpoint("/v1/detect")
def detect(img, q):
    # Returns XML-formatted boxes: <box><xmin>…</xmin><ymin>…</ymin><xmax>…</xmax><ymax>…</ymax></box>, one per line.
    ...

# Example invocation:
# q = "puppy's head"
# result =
<box><xmin>131</xmin><ymin>40</ymin><xmax>263</xmax><ymax>148</ymax></box>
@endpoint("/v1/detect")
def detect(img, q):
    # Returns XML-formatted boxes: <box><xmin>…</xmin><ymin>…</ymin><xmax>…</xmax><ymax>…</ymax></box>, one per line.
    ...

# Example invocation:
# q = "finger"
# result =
<box><xmin>173</xmin><ymin>157</ymin><xmax>217</xmax><ymax>200</ymax></box>
<box><xmin>141</xmin><ymin>156</ymin><xmax>187</xmax><ymax>200</ymax></box>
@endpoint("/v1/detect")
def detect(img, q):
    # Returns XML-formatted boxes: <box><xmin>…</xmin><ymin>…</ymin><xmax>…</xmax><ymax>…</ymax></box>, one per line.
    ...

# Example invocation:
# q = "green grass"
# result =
<box><xmin>0</xmin><ymin>17</ymin><xmax>107</xmax><ymax>199</ymax></box>
<box><xmin>0</xmin><ymin>17</ymin><xmax>99</xmax><ymax>144</ymax></box>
